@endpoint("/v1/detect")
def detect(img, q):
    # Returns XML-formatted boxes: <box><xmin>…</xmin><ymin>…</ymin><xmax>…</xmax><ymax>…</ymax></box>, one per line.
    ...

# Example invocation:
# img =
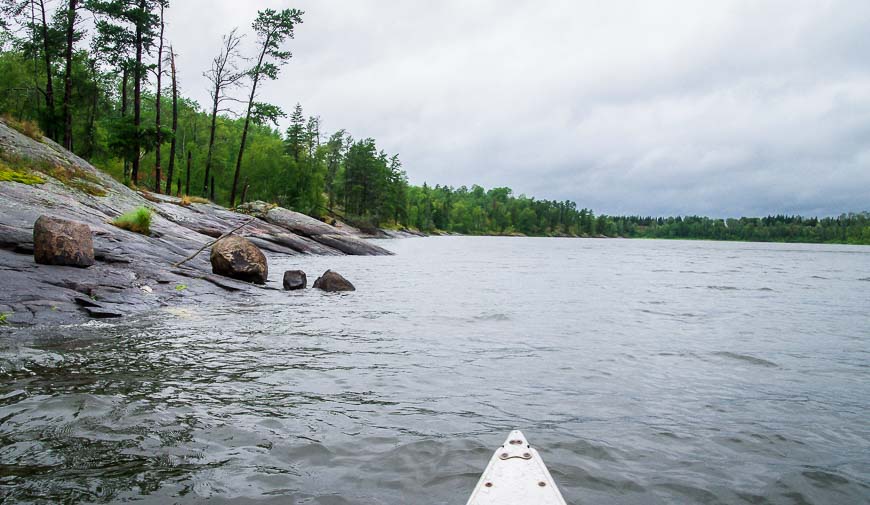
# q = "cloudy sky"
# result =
<box><xmin>165</xmin><ymin>0</ymin><xmax>870</xmax><ymax>217</ymax></box>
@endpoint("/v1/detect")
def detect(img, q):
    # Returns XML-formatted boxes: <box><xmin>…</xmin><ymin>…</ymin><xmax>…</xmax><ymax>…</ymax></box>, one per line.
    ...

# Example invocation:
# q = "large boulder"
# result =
<box><xmin>282</xmin><ymin>270</ymin><xmax>307</xmax><ymax>290</ymax></box>
<box><xmin>33</xmin><ymin>215</ymin><xmax>94</xmax><ymax>267</ymax></box>
<box><xmin>312</xmin><ymin>270</ymin><xmax>355</xmax><ymax>292</ymax></box>
<box><xmin>210</xmin><ymin>235</ymin><xmax>268</xmax><ymax>284</ymax></box>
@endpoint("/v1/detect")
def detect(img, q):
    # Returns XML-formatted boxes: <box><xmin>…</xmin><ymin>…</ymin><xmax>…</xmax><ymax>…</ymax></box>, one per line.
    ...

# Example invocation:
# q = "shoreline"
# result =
<box><xmin>1</xmin><ymin>119</ymin><xmax>866</xmax><ymax>328</ymax></box>
<box><xmin>0</xmin><ymin>121</ymin><xmax>393</xmax><ymax>327</ymax></box>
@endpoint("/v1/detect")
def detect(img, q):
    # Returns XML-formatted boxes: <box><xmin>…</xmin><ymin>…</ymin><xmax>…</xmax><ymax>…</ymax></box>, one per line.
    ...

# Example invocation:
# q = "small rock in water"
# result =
<box><xmin>210</xmin><ymin>235</ymin><xmax>268</xmax><ymax>284</ymax></box>
<box><xmin>312</xmin><ymin>270</ymin><xmax>355</xmax><ymax>292</ymax></box>
<box><xmin>282</xmin><ymin>270</ymin><xmax>307</xmax><ymax>290</ymax></box>
<box><xmin>33</xmin><ymin>215</ymin><xmax>95</xmax><ymax>267</ymax></box>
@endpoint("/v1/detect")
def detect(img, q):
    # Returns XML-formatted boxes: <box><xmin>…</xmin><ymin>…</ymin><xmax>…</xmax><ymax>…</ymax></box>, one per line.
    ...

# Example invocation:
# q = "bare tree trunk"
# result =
<box><xmin>131</xmin><ymin>0</ymin><xmax>144</xmax><ymax>185</ymax></box>
<box><xmin>29</xmin><ymin>1</ymin><xmax>40</xmax><ymax>117</ymax></box>
<box><xmin>210</xmin><ymin>176</ymin><xmax>215</xmax><ymax>202</ymax></box>
<box><xmin>61</xmin><ymin>0</ymin><xmax>77</xmax><ymax>149</ymax></box>
<box><xmin>121</xmin><ymin>65</ymin><xmax>129</xmax><ymax>182</ymax></box>
<box><xmin>84</xmin><ymin>58</ymin><xmax>98</xmax><ymax>159</ymax></box>
<box><xmin>153</xmin><ymin>2</ymin><xmax>164</xmax><ymax>192</ymax></box>
<box><xmin>203</xmin><ymin>89</ymin><xmax>219</xmax><ymax>196</ymax></box>
<box><xmin>165</xmin><ymin>47</ymin><xmax>178</xmax><ymax>195</ymax></box>
<box><xmin>185</xmin><ymin>150</ymin><xmax>191</xmax><ymax>195</ymax></box>
<box><xmin>240</xmin><ymin>177</ymin><xmax>249</xmax><ymax>204</ymax></box>
<box><xmin>37</xmin><ymin>0</ymin><xmax>55</xmax><ymax>140</ymax></box>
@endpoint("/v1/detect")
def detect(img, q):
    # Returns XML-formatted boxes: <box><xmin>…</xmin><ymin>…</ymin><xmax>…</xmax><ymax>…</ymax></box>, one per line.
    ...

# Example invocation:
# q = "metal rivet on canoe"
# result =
<box><xmin>485</xmin><ymin>482</ymin><xmax>493</xmax><ymax>488</ymax></box>
<box><xmin>538</xmin><ymin>481</ymin><xmax>547</xmax><ymax>487</ymax></box>
<box><xmin>500</xmin><ymin>452</ymin><xmax>509</xmax><ymax>459</ymax></box>
<box><xmin>523</xmin><ymin>452</ymin><xmax>532</xmax><ymax>459</ymax></box>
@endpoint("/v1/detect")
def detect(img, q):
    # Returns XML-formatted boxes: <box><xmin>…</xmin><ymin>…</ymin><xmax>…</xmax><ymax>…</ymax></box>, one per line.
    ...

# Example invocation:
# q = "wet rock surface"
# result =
<box><xmin>0</xmin><ymin>120</ymin><xmax>389</xmax><ymax>326</ymax></box>
<box><xmin>313</xmin><ymin>270</ymin><xmax>356</xmax><ymax>292</ymax></box>
<box><xmin>210</xmin><ymin>236</ymin><xmax>268</xmax><ymax>284</ymax></box>
<box><xmin>238</xmin><ymin>202</ymin><xmax>394</xmax><ymax>256</ymax></box>
<box><xmin>282</xmin><ymin>270</ymin><xmax>307</xmax><ymax>290</ymax></box>
<box><xmin>33</xmin><ymin>215</ymin><xmax>95</xmax><ymax>267</ymax></box>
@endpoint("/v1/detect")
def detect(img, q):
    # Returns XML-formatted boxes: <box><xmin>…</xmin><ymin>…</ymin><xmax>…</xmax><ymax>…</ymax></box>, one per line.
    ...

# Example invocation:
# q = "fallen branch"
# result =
<box><xmin>172</xmin><ymin>216</ymin><xmax>257</xmax><ymax>267</ymax></box>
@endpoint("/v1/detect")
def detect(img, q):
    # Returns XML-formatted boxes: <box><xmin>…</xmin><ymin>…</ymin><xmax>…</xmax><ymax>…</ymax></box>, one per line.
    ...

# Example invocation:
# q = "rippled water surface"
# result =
<box><xmin>2</xmin><ymin>237</ymin><xmax>869</xmax><ymax>504</ymax></box>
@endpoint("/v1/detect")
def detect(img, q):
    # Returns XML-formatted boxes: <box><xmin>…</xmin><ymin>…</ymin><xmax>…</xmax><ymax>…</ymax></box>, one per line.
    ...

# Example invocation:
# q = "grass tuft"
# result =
<box><xmin>177</xmin><ymin>195</ymin><xmax>209</xmax><ymax>207</ymax></box>
<box><xmin>112</xmin><ymin>206</ymin><xmax>152</xmax><ymax>235</ymax></box>
<box><xmin>2</xmin><ymin>114</ymin><xmax>43</xmax><ymax>140</ymax></box>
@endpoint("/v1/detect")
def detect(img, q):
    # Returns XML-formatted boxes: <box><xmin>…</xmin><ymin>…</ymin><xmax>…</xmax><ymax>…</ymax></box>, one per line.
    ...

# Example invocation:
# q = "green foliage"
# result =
<box><xmin>609</xmin><ymin>213</ymin><xmax>870</xmax><ymax>245</ymax></box>
<box><xmin>112</xmin><ymin>206</ymin><xmax>152</xmax><ymax>235</ymax></box>
<box><xmin>174</xmin><ymin>284</ymin><xmax>186</xmax><ymax>291</ymax></box>
<box><xmin>0</xmin><ymin>312</ymin><xmax>8</xmax><ymax>325</ymax></box>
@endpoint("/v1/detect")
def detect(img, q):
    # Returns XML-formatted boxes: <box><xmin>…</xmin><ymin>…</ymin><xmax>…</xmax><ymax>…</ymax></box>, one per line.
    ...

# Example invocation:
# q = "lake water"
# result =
<box><xmin>1</xmin><ymin>237</ymin><xmax>869</xmax><ymax>504</ymax></box>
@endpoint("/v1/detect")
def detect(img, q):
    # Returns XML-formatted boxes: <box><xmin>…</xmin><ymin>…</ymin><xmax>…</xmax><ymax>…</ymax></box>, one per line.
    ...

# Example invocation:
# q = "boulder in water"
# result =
<box><xmin>210</xmin><ymin>235</ymin><xmax>268</xmax><ymax>284</ymax></box>
<box><xmin>312</xmin><ymin>270</ymin><xmax>355</xmax><ymax>292</ymax></box>
<box><xmin>282</xmin><ymin>270</ymin><xmax>307</xmax><ymax>290</ymax></box>
<box><xmin>33</xmin><ymin>215</ymin><xmax>95</xmax><ymax>267</ymax></box>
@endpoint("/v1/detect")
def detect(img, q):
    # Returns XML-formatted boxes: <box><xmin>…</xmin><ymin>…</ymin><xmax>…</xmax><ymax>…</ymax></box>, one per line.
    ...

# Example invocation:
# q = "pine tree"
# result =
<box><xmin>163</xmin><ymin>44</ymin><xmax>177</xmax><ymax>195</ymax></box>
<box><xmin>284</xmin><ymin>102</ymin><xmax>304</xmax><ymax>161</ymax></box>
<box><xmin>61</xmin><ymin>0</ymin><xmax>80</xmax><ymax>149</ymax></box>
<box><xmin>229</xmin><ymin>7</ymin><xmax>303</xmax><ymax>207</ymax></box>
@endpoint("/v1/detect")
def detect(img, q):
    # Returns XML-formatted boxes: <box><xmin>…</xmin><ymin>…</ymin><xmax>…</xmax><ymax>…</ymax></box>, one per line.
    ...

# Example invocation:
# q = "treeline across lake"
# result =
<box><xmin>604</xmin><ymin>214</ymin><xmax>870</xmax><ymax>245</ymax></box>
<box><xmin>0</xmin><ymin>2</ymin><xmax>867</xmax><ymax>245</ymax></box>
<box><xmin>404</xmin><ymin>185</ymin><xmax>870</xmax><ymax>244</ymax></box>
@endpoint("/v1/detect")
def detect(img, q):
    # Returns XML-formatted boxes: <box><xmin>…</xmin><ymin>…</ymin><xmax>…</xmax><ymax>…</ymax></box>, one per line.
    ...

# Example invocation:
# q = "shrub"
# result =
<box><xmin>178</xmin><ymin>195</ymin><xmax>209</xmax><ymax>206</ymax></box>
<box><xmin>1</xmin><ymin>114</ymin><xmax>43</xmax><ymax>140</ymax></box>
<box><xmin>112</xmin><ymin>207</ymin><xmax>152</xmax><ymax>235</ymax></box>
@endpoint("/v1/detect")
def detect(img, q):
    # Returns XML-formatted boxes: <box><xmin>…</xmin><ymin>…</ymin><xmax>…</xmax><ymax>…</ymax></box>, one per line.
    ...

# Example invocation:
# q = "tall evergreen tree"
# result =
<box><xmin>164</xmin><ymin>44</ymin><xmax>177</xmax><ymax>194</ymax></box>
<box><xmin>324</xmin><ymin>129</ymin><xmax>345</xmax><ymax>211</ymax></box>
<box><xmin>61</xmin><ymin>0</ymin><xmax>80</xmax><ymax>149</ymax></box>
<box><xmin>229</xmin><ymin>7</ymin><xmax>303</xmax><ymax>207</ymax></box>
<box><xmin>284</xmin><ymin>102</ymin><xmax>304</xmax><ymax>161</ymax></box>
<box><xmin>36</xmin><ymin>0</ymin><xmax>56</xmax><ymax>140</ymax></box>
<box><xmin>89</xmin><ymin>0</ymin><xmax>157</xmax><ymax>184</ymax></box>
<box><xmin>152</xmin><ymin>0</ymin><xmax>165</xmax><ymax>192</ymax></box>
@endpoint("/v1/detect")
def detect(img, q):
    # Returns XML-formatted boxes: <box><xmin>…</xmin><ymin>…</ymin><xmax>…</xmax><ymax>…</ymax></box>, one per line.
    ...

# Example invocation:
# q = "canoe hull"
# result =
<box><xmin>466</xmin><ymin>430</ymin><xmax>568</xmax><ymax>505</ymax></box>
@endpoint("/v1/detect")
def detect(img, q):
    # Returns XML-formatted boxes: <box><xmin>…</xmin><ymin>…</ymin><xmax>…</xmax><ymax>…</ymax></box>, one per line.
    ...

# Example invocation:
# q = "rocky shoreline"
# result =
<box><xmin>0</xmin><ymin>120</ymin><xmax>411</xmax><ymax>327</ymax></box>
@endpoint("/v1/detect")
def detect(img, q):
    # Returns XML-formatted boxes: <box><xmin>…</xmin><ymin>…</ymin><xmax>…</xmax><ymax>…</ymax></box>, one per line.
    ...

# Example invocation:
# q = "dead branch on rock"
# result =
<box><xmin>172</xmin><ymin>216</ymin><xmax>257</xmax><ymax>267</ymax></box>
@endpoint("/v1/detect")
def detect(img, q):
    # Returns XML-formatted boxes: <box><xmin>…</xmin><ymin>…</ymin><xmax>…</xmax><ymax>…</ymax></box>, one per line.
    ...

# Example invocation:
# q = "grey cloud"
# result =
<box><xmin>166</xmin><ymin>0</ymin><xmax>870</xmax><ymax>216</ymax></box>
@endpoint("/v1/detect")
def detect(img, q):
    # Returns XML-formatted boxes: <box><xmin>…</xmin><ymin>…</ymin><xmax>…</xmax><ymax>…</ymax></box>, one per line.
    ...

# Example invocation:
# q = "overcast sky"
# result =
<box><xmin>165</xmin><ymin>0</ymin><xmax>870</xmax><ymax>217</ymax></box>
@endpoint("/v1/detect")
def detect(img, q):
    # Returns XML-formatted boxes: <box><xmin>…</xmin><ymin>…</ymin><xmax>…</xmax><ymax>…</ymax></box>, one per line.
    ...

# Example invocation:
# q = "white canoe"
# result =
<box><xmin>466</xmin><ymin>430</ymin><xmax>567</xmax><ymax>505</ymax></box>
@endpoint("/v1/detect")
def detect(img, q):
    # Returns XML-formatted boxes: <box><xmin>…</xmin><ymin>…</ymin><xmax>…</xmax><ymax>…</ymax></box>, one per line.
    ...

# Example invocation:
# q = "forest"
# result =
<box><xmin>1</xmin><ymin>1</ymin><xmax>868</xmax><ymax>245</ymax></box>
